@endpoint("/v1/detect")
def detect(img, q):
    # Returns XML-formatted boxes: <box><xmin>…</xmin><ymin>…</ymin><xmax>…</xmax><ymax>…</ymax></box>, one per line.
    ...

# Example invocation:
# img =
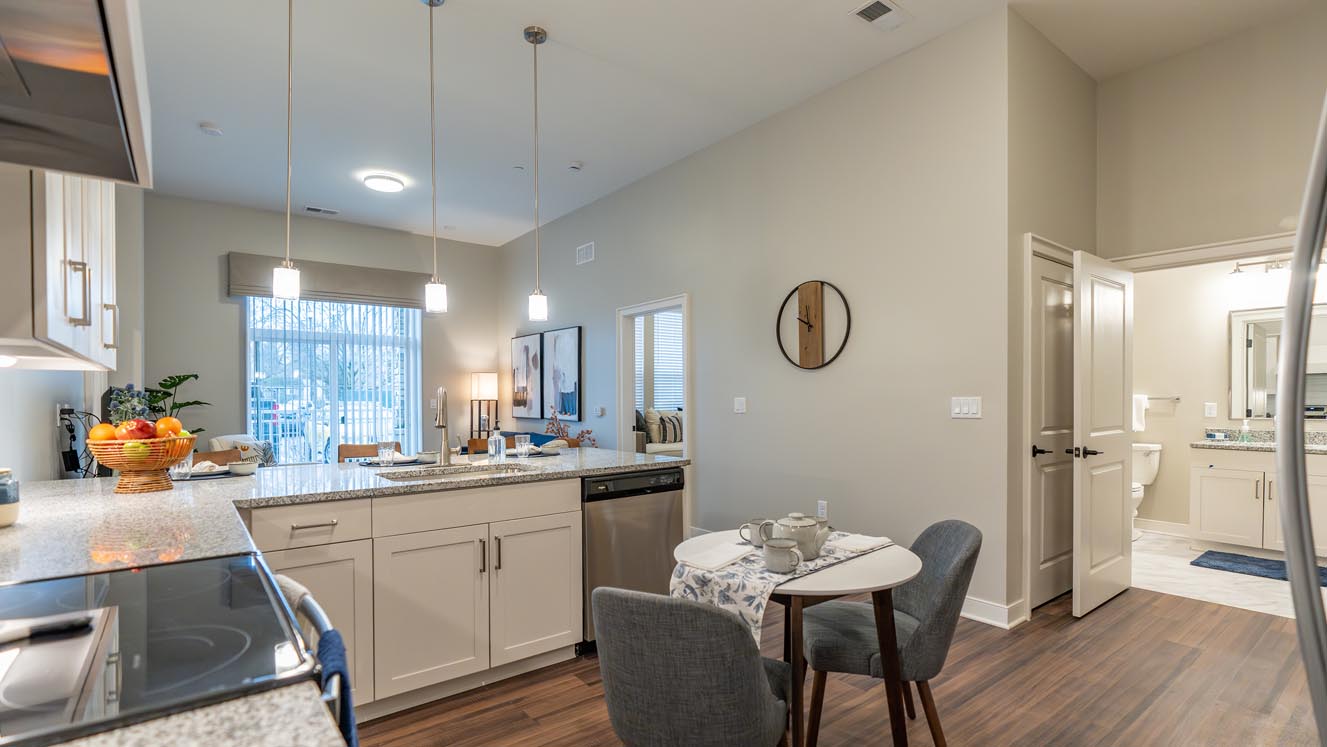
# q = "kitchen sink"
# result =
<box><xmin>377</xmin><ymin>463</ymin><xmax>538</xmax><ymax>483</ymax></box>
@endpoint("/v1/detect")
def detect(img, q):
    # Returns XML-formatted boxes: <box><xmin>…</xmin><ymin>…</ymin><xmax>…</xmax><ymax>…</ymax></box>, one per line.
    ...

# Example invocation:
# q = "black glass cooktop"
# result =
<box><xmin>0</xmin><ymin>555</ymin><xmax>314</xmax><ymax>746</ymax></box>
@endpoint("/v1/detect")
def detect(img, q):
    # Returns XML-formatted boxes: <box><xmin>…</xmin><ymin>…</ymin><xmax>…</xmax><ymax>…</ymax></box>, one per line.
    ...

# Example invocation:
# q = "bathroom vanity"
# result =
<box><xmin>1189</xmin><ymin>442</ymin><xmax>1327</xmax><ymax>557</ymax></box>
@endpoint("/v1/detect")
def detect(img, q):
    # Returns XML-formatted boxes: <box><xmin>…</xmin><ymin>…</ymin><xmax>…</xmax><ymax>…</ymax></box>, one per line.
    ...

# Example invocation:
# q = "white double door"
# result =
<box><xmin>1028</xmin><ymin>238</ymin><xmax>1134</xmax><ymax>618</ymax></box>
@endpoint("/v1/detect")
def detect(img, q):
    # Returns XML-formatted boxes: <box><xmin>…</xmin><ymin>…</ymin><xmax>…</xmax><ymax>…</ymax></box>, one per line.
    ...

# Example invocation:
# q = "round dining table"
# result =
<box><xmin>674</xmin><ymin>530</ymin><xmax>922</xmax><ymax>747</ymax></box>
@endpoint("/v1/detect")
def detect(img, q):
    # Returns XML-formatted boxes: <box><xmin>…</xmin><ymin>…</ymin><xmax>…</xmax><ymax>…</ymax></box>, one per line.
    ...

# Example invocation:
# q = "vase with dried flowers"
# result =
<box><xmin>545</xmin><ymin>407</ymin><xmax>597</xmax><ymax>447</ymax></box>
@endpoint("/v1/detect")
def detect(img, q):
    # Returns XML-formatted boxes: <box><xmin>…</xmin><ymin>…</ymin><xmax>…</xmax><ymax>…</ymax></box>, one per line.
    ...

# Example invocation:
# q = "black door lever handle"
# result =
<box><xmin>1032</xmin><ymin>445</ymin><xmax>1052</xmax><ymax>457</ymax></box>
<box><xmin>1082</xmin><ymin>448</ymin><xmax>1103</xmax><ymax>457</ymax></box>
<box><xmin>1065</xmin><ymin>447</ymin><xmax>1079</xmax><ymax>457</ymax></box>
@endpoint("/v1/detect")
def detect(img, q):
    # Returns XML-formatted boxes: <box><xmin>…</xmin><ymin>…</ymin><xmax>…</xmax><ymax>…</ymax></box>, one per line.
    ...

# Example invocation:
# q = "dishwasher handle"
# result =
<box><xmin>583</xmin><ymin>469</ymin><xmax>685</xmax><ymax>502</ymax></box>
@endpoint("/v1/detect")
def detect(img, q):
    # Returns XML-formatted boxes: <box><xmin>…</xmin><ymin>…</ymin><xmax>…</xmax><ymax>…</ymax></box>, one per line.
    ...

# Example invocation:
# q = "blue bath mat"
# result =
<box><xmin>1190</xmin><ymin>550</ymin><xmax>1327</xmax><ymax>586</ymax></box>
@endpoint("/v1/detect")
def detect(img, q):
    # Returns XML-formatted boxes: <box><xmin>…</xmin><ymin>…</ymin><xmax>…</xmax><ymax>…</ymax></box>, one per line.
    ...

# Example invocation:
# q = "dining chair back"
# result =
<box><xmin>193</xmin><ymin>448</ymin><xmax>242</xmax><ymax>466</ymax></box>
<box><xmin>337</xmin><ymin>442</ymin><xmax>400</xmax><ymax>464</ymax></box>
<box><xmin>591</xmin><ymin>587</ymin><xmax>790</xmax><ymax>747</ymax></box>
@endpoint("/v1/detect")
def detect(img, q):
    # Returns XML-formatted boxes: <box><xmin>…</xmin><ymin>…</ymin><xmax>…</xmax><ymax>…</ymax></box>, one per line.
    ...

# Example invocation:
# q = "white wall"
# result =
<box><xmin>143</xmin><ymin>194</ymin><xmax>502</xmax><ymax>440</ymax></box>
<box><xmin>495</xmin><ymin>12</ymin><xmax>1014</xmax><ymax>605</ymax></box>
<box><xmin>1006</xmin><ymin>10</ymin><xmax>1098</xmax><ymax>609</ymax></box>
<box><xmin>0</xmin><ymin>370</ymin><xmax>85</xmax><ymax>481</ymax></box>
<box><xmin>1097</xmin><ymin>4</ymin><xmax>1327</xmax><ymax>258</ymax></box>
<box><xmin>1133</xmin><ymin>261</ymin><xmax>1327</xmax><ymax>524</ymax></box>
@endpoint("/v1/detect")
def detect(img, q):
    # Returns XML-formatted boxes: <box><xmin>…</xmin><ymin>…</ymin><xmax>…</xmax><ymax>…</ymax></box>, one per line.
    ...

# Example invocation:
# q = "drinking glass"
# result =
<box><xmin>169</xmin><ymin>458</ymin><xmax>192</xmax><ymax>481</ymax></box>
<box><xmin>514</xmin><ymin>434</ymin><xmax>531</xmax><ymax>458</ymax></box>
<box><xmin>377</xmin><ymin>440</ymin><xmax>396</xmax><ymax>466</ymax></box>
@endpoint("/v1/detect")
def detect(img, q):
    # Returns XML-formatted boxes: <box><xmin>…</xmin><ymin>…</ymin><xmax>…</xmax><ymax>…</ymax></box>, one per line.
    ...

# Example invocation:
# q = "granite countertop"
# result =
<box><xmin>2</xmin><ymin>448</ymin><xmax>688</xmax><ymax>586</ymax></box>
<box><xmin>4</xmin><ymin>447</ymin><xmax>686</xmax><ymax>746</ymax></box>
<box><xmin>1189</xmin><ymin>440</ymin><xmax>1327</xmax><ymax>454</ymax></box>
<box><xmin>59</xmin><ymin>683</ymin><xmax>344</xmax><ymax>747</ymax></box>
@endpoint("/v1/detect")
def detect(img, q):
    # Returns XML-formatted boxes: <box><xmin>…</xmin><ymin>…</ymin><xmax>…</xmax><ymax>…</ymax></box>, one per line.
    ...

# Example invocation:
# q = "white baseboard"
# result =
<box><xmin>961</xmin><ymin>595</ymin><xmax>1026</xmax><ymax>629</ymax></box>
<box><xmin>1135</xmin><ymin>518</ymin><xmax>1189</xmax><ymax>537</ymax></box>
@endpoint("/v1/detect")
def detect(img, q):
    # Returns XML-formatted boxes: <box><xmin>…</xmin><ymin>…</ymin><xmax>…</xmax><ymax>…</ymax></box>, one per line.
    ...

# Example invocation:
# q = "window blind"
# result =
<box><xmin>652</xmin><ymin>310</ymin><xmax>685</xmax><ymax>411</ymax></box>
<box><xmin>245</xmin><ymin>297</ymin><xmax>422</xmax><ymax>463</ymax></box>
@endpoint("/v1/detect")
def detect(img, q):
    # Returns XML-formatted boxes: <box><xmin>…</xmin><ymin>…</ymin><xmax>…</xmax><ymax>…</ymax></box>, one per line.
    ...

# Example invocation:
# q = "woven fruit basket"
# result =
<box><xmin>88</xmin><ymin>435</ymin><xmax>197</xmax><ymax>494</ymax></box>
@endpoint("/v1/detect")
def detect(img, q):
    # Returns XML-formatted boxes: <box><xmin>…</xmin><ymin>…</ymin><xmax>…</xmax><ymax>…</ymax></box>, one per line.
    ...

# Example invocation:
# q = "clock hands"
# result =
<box><xmin>798</xmin><ymin>305</ymin><xmax>814</xmax><ymax>330</ymax></box>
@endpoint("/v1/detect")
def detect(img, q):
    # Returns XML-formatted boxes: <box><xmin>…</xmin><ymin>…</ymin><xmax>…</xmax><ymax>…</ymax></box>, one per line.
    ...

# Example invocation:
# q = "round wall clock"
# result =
<box><xmin>776</xmin><ymin>280</ymin><xmax>851</xmax><ymax>370</ymax></box>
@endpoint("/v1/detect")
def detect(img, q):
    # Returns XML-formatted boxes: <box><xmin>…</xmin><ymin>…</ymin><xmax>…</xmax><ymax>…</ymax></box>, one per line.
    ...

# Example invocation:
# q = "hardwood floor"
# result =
<box><xmin>359</xmin><ymin>589</ymin><xmax>1317</xmax><ymax>746</ymax></box>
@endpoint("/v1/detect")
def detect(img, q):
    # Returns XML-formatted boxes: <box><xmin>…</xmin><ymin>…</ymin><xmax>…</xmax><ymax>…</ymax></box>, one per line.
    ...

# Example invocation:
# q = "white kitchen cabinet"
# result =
<box><xmin>373</xmin><ymin>524</ymin><xmax>490</xmax><ymax>699</ymax></box>
<box><xmin>0</xmin><ymin>165</ymin><xmax>118</xmax><ymax>370</ymax></box>
<box><xmin>1262</xmin><ymin>472</ymin><xmax>1327</xmax><ymax>557</ymax></box>
<box><xmin>265</xmin><ymin>539</ymin><xmax>375</xmax><ymax>704</ymax></box>
<box><xmin>488</xmin><ymin>511</ymin><xmax>583</xmax><ymax>667</ymax></box>
<box><xmin>1189</xmin><ymin>466</ymin><xmax>1265</xmax><ymax>547</ymax></box>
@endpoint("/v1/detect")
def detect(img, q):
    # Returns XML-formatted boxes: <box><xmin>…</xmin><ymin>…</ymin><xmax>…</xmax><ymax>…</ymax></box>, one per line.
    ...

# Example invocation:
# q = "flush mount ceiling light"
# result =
<box><xmin>272</xmin><ymin>0</ymin><xmax>300</xmax><ymax>301</ymax></box>
<box><xmin>422</xmin><ymin>0</ymin><xmax>447</xmax><ymax>313</ymax></box>
<box><xmin>525</xmin><ymin>25</ymin><xmax>549</xmax><ymax>322</ymax></box>
<box><xmin>198</xmin><ymin>121</ymin><xmax>223</xmax><ymax>137</ymax></box>
<box><xmin>363</xmin><ymin>173</ymin><xmax>405</xmax><ymax>193</ymax></box>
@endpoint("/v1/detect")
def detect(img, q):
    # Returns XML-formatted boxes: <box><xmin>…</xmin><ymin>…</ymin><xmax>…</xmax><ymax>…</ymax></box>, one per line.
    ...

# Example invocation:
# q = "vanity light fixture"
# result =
<box><xmin>422</xmin><ymin>0</ymin><xmax>447</xmax><ymax>313</ymax></box>
<box><xmin>525</xmin><ymin>25</ymin><xmax>549</xmax><ymax>322</ymax></box>
<box><xmin>363</xmin><ymin>174</ymin><xmax>405</xmax><ymax>193</ymax></box>
<box><xmin>272</xmin><ymin>0</ymin><xmax>300</xmax><ymax>301</ymax></box>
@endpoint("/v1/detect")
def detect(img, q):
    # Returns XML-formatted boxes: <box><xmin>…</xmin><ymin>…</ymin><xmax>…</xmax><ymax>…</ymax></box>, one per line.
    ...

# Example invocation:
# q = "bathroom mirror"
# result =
<box><xmin>1230</xmin><ymin>305</ymin><xmax>1327</xmax><ymax>419</ymax></box>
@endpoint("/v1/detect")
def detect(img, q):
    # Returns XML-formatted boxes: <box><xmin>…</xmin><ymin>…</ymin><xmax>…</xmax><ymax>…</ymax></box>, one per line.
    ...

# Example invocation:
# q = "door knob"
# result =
<box><xmin>1032</xmin><ymin>445</ymin><xmax>1052</xmax><ymax>457</ymax></box>
<box><xmin>1065</xmin><ymin>447</ymin><xmax>1080</xmax><ymax>457</ymax></box>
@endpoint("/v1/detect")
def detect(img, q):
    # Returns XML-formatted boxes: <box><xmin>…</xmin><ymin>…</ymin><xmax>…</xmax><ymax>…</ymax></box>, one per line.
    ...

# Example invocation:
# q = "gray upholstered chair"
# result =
<box><xmin>802</xmin><ymin>520</ymin><xmax>981</xmax><ymax>747</ymax></box>
<box><xmin>591</xmin><ymin>587</ymin><xmax>790</xmax><ymax>746</ymax></box>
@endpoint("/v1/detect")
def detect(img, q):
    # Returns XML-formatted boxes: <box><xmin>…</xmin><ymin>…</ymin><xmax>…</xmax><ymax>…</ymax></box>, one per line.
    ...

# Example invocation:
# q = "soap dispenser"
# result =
<box><xmin>488</xmin><ymin>430</ymin><xmax>507</xmax><ymax>461</ymax></box>
<box><xmin>1240</xmin><ymin>419</ymin><xmax>1252</xmax><ymax>443</ymax></box>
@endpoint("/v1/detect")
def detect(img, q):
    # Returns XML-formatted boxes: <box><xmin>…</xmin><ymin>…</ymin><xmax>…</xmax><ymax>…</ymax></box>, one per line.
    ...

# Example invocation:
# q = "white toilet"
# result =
<box><xmin>1131</xmin><ymin>443</ymin><xmax>1163</xmax><ymax>541</ymax></box>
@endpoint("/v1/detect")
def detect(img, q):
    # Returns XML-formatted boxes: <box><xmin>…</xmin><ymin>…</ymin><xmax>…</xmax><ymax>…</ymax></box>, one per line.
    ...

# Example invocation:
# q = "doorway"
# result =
<box><xmin>1022</xmin><ymin>234</ymin><xmax>1136</xmax><ymax>620</ymax></box>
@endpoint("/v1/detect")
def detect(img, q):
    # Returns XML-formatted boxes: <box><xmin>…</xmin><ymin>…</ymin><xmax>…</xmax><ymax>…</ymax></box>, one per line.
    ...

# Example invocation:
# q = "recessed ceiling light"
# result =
<box><xmin>198</xmin><ymin>121</ymin><xmax>223</xmax><ymax>137</ymax></box>
<box><xmin>363</xmin><ymin>174</ymin><xmax>405</xmax><ymax>193</ymax></box>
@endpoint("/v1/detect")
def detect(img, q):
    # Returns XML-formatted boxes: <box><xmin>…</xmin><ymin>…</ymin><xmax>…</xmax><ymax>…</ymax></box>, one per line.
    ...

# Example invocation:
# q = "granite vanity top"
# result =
<box><xmin>1</xmin><ymin>448</ymin><xmax>688</xmax><ymax>586</ymax></box>
<box><xmin>1189</xmin><ymin>440</ymin><xmax>1327</xmax><ymax>455</ymax></box>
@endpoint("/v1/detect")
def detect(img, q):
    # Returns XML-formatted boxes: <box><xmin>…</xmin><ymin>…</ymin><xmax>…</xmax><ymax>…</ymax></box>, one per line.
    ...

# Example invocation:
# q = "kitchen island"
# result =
<box><xmin>2</xmin><ymin>448</ymin><xmax>689</xmax><ymax>746</ymax></box>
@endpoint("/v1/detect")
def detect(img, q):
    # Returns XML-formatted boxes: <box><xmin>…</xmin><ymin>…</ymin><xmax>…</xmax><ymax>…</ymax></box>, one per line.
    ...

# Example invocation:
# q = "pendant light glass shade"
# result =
<box><xmin>425</xmin><ymin>280</ymin><xmax>448</xmax><ymax>313</ymax></box>
<box><xmin>528</xmin><ymin>290</ymin><xmax>548</xmax><ymax>322</ymax></box>
<box><xmin>273</xmin><ymin>261</ymin><xmax>300</xmax><ymax>300</ymax></box>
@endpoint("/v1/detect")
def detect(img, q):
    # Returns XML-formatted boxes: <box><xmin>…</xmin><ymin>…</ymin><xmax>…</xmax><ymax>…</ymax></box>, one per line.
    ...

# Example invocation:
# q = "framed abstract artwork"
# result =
<box><xmin>543</xmin><ymin>326</ymin><xmax>582</xmax><ymax>422</ymax></box>
<box><xmin>511</xmin><ymin>333</ymin><xmax>543</xmax><ymax>419</ymax></box>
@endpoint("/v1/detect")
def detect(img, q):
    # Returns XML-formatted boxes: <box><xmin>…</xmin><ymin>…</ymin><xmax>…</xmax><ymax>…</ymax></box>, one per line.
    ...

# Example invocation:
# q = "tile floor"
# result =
<box><xmin>1132</xmin><ymin>530</ymin><xmax>1327</xmax><ymax>618</ymax></box>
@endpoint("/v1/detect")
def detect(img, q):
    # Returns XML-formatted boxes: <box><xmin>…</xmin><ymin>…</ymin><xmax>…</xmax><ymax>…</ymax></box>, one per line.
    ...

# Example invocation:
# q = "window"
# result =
<box><xmin>245</xmin><ymin>297</ymin><xmax>422</xmax><ymax>463</ymax></box>
<box><xmin>632</xmin><ymin>309</ymin><xmax>684</xmax><ymax>413</ymax></box>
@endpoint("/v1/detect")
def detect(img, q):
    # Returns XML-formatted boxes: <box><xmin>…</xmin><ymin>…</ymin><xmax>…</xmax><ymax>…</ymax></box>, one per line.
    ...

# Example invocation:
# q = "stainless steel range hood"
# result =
<box><xmin>0</xmin><ymin>0</ymin><xmax>152</xmax><ymax>186</ymax></box>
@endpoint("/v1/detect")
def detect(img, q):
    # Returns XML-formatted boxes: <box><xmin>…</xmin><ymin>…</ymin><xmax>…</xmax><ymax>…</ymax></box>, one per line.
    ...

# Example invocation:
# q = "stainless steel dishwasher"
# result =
<box><xmin>581</xmin><ymin>468</ymin><xmax>685</xmax><ymax>645</ymax></box>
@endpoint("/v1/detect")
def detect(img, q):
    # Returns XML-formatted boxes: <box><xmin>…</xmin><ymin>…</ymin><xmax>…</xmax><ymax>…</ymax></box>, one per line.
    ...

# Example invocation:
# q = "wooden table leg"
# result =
<box><xmin>872</xmin><ymin>589</ymin><xmax>908</xmax><ymax>747</ymax></box>
<box><xmin>789</xmin><ymin>595</ymin><xmax>805</xmax><ymax>747</ymax></box>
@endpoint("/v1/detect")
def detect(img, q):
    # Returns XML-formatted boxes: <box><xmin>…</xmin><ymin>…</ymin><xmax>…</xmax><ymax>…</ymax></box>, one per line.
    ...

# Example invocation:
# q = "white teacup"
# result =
<box><xmin>763</xmin><ymin>538</ymin><xmax>803</xmax><ymax>574</ymax></box>
<box><xmin>739</xmin><ymin>519</ymin><xmax>775</xmax><ymax>547</ymax></box>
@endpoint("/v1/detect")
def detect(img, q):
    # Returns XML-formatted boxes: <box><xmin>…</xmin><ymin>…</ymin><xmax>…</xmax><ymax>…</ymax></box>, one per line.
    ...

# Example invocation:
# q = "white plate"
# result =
<box><xmin>190</xmin><ymin>466</ymin><xmax>231</xmax><ymax>476</ymax></box>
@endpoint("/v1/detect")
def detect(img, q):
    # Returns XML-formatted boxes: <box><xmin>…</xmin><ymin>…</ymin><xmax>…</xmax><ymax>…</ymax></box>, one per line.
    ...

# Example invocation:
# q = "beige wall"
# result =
<box><xmin>1133</xmin><ymin>261</ymin><xmax>1327</xmax><ymax>524</ymax></box>
<box><xmin>143</xmin><ymin>194</ymin><xmax>501</xmax><ymax>440</ymax></box>
<box><xmin>496</xmin><ymin>12</ymin><xmax>1014</xmax><ymax>605</ymax></box>
<box><xmin>1006</xmin><ymin>10</ymin><xmax>1098</xmax><ymax>606</ymax></box>
<box><xmin>1097</xmin><ymin>4</ymin><xmax>1327</xmax><ymax>258</ymax></box>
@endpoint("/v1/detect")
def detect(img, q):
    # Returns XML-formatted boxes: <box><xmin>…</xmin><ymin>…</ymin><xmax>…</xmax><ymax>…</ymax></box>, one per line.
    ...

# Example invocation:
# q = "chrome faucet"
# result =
<box><xmin>435</xmin><ymin>386</ymin><xmax>452</xmax><ymax>466</ymax></box>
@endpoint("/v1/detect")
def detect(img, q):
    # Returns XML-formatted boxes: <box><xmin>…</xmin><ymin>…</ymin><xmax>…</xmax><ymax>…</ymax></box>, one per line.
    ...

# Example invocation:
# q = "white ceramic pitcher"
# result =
<box><xmin>772</xmin><ymin>512</ymin><xmax>830</xmax><ymax>559</ymax></box>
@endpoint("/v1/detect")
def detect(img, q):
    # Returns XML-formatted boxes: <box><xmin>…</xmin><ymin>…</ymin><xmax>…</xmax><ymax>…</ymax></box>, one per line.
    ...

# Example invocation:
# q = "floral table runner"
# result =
<box><xmin>669</xmin><ymin>531</ymin><xmax>886</xmax><ymax>644</ymax></box>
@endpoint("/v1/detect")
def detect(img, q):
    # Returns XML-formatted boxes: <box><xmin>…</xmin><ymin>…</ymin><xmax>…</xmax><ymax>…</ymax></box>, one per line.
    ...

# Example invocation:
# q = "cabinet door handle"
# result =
<box><xmin>102</xmin><ymin>303</ymin><xmax>118</xmax><ymax>349</ymax></box>
<box><xmin>66</xmin><ymin>260</ymin><xmax>91</xmax><ymax>327</ymax></box>
<box><xmin>1268</xmin><ymin>480</ymin><xmax>1274</xmax><ymax>501</ymax></box>
<box><xmin>289</xmin><ymin>519</ymin><xmax>338</xmax><ymax>532</ymax></box>
<box><xmin>479</xmin><ymin>539</ymin><xmax>486</xmax><ymax>574</ymax></box>
<box><xmin>1256</xmin><ymin>480</ymin><xmax>1262</xmax><ymax>501</ymax></box>
<box><xmin>495</xmin><ymin>536</ymin><xmax>502</xmax><ymax>570</ymax></box>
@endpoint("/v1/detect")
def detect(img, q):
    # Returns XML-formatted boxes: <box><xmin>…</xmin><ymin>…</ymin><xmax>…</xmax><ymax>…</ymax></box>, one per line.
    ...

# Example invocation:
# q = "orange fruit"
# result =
<box><xmin>88</xmin><ymin>423</ymin><xmax>118</xmax><ymax>441</ymax></box>
<box><xmin>155</xmin><ymin>417</ymin><xmax>183</xmax><ymax>438</ymax></box>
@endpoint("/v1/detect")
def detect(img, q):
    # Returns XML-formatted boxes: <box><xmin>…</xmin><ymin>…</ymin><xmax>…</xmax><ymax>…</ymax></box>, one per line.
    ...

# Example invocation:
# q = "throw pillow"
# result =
<box><xmin>234</xmin><ymin>439</ymin><xmax>277</xmax><ymax>466</ymax></box>
<box><xmin>659</xmin><ymin>414</ymin><xmax>684</xmax><ymax>444</ymax></box>
<box><xmin>644</xmin><ymin>409</ymin><xmax>662</xmax><ymax>444</ymax></box>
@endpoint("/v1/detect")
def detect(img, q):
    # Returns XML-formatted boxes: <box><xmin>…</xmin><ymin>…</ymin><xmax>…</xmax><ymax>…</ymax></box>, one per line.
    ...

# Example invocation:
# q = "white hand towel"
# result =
<box><xmin>685</xmin><ymin>542</ymin><xmax>754</xmax><ymax>572</ymax></box>
<box><xmin>829</xmin><ymin>534</ymin><xmax>894</xmax><ymax>553</ymax></box>
<box><xmin>191</xmin><ymin>460</ymin><xmax>222</xmax><ymax>473</ymax></box>
<box><xmin>1132</xmin><ymin>395</ymin><xmax>1149</xmax><ymax>432</ymax></box>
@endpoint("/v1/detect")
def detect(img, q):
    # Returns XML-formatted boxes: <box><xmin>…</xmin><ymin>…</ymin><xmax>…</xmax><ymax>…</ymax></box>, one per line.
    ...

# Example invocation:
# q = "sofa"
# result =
<box><xmin>636</xmin><ymin>409</ymin><xmax>684</xmax><ymax>457</ymax></box>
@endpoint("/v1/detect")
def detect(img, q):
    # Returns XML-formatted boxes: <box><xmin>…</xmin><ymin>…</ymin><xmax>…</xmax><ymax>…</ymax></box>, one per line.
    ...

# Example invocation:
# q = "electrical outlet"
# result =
<box><xmin>1204</xmin><ymin>402</ymin><xmax>1217</xmax><ymax>418</ymax></box>
<box><xmin>429</xmin><ymin>398</ymin><xmax>438</xmax><ymax>410</ymax></box>
<box><xmin>56</xmin><ymin>402</ymin><xmax>69</xmax><ymax>426</ymax></box>
<box><xmin>596</xmin><ymin>406</ymin><xmax>606</xmax><ymax>417</ymax></box>
<box><xmin>817</xmin><ymin>500</ymin><xmax>828</xmax><ymax>520</ymax></box>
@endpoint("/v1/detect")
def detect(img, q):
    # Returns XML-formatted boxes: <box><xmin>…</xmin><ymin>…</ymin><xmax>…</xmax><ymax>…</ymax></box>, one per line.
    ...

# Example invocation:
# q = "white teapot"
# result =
<box><xmin>772</xmin><ymin>512</ymin><xmax>831</xmax><ymax>560</ymax></box>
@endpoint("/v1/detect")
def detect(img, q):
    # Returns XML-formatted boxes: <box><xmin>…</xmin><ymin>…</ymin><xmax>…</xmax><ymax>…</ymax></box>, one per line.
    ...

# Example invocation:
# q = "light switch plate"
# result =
<box><xmin>429</xmin><ymin>398</ymin><xmax>438</xmax><ymax>410</ymax></box>
<box><xmin>816</xmin><ymin>500</ymin><xmax>828</xmax><ymax>520</ymax></box>
<box><xmin>1204</xmin><ymin>402</ymin><xmax>1217</xmax><ymax>418</ymax></box>
<box><xmin>734</xmin><ymin>397</ymin><xmax>747</xmax><ymax>414</ymax></box>
<box><xmin>950</xmin><ymin>396</ymin><xmax>982</xmax><ymax>419</ymax></box>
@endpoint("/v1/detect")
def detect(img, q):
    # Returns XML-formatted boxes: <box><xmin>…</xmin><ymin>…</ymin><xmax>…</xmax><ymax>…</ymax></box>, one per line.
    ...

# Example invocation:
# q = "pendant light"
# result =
<box><xmin>272</xmin><ymin>0</ymin><xmax>300</xmax><ymax>300</ymax></box>
<box><xmin>525</xmin><ymin>26</ymin><xmax>548</xmax><ymax>322</ymax></box>
<box><xmin>422</xmin><ymin>0</ymin><xmax>448</xmax><ymax>313</ymax></box>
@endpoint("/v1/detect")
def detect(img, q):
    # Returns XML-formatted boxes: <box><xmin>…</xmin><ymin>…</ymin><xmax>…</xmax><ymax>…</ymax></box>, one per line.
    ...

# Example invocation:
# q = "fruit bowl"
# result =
<box><xmin>88</xmin><ymin>435</ymin><xmax>197</xmax><ymax>494</ymax></box>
